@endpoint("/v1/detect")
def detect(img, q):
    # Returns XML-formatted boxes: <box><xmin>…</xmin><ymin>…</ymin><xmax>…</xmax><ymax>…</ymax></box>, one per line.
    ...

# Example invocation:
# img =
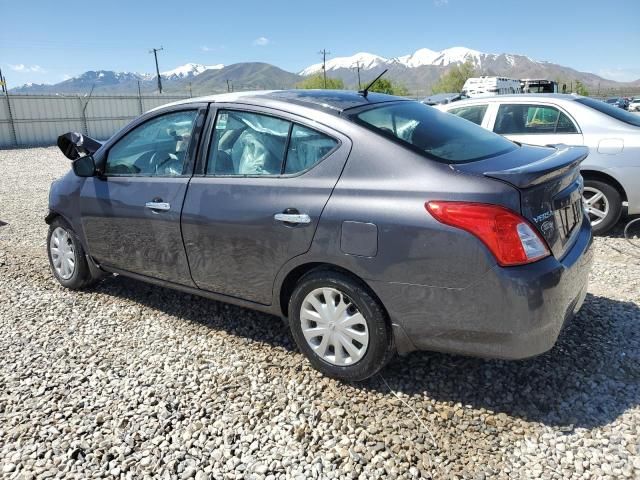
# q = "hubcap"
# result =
<box><xmin>583</xmin><ymin>186</ymin><xmax>609</xmax><ymax>227</ymax></box>
<box><xmin>50</xmin><ymin>227</ymin><xmax>76</xmax><ymax>280</ymax></box>
<box><xmin>300</xmin><ymin>287</ymin><xmax>369</xmax><ymax>366</ymax></box>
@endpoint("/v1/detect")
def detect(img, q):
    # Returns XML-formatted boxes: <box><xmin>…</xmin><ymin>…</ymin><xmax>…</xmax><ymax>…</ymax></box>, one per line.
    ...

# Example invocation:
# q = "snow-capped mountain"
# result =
<box><xmin>299</xmin><ymin>52</ymin><xmax>389</xmax><ymax>76</ymax></box>
<box><xmin>160</xmin><ymin>63</ymin><xmax>224</xmax><ymax>80</ymax></box>
<box><xmin>300</xmin><ymin>47</ymin><xmax>521</xmax><ymax>74</ymax></box>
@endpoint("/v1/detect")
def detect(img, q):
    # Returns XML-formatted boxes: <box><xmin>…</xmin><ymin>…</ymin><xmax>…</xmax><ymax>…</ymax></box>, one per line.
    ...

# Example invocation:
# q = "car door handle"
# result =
<box><xmin>274</xmin><ymin>213</ymin><xmax>311</xmax><ymax>224</ymax></box>
<box><xmin>145</xmin><ymin>201</ymin><xmax>171</xmax><ymax>211</ymax></box>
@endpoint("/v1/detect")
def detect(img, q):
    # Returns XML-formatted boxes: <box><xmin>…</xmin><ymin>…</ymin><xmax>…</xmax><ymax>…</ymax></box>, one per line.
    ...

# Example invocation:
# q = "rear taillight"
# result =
<box><xmin>426</xmin><ymin>201</ymin><xmax>550</xmax><ymax>266</ymax></box>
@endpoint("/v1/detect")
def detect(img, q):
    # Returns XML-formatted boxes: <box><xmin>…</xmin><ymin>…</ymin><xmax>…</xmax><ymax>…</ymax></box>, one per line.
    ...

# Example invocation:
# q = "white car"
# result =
<box><xmin>438</xmin><ymin>94</ymin><xmax>640</xmax><ymax>233</ymax></box>
<box><xmin>629</xmin><ymin>98</ymin><xmax>640</xmax><ymax>112</ymax></box>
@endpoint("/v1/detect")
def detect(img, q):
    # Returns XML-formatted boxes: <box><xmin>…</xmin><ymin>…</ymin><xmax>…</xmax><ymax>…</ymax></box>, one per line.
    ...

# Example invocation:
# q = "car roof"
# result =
<box><xmin>439</xmin><ymin>93</ymin><xmax>584</xmax><ymax>108</ymax></box>
<box><xmin>150</xmin><ymin>89</ymin><xmax>408</xmax><ymax>115</ymax></box>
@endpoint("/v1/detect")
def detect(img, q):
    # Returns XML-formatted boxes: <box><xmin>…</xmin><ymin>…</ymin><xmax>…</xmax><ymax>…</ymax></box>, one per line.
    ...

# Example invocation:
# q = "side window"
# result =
<box><xmin>494</xmin><ymin>104</ymin><xmax>578</xmax><ymax>134</ymax></box>
<box><xmin>448</xmin><ymin>105</ymin><xmax>488</xmax><ymax>126</ymax></box>
<box><xmin>106</xmin><ymin>110</ymin><xmax>198</xmax><ymax>176</ymax></box>
<box><xmin>556</xmin><ymin>112</ymin><xmax>579</xmax><ymax>133</ymax></box>
<box><xmin>284</xmin><ymin>124</ymin><xmax>338</xmax><ymax>174</ymax></box>
<box><xmin>207</xmin><ymin>110</ymin><xmax>290</xmax><ymax>175</ymax></box>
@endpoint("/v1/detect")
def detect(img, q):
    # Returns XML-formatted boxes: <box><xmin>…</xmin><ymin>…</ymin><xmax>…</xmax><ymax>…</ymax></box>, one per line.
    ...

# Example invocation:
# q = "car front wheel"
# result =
<box><xmin>288</xmin><ymin>270</ymin><xmax>394</xmax><ymax>381</ymax></box>
<box><xmin>47</xmin><ymin>218</ymin><xmax>100</xmax><ymax>290</ymax></box>
<box><xmin>583</xmin><ymin>180</ymin><xmax>622</xmax><ymax>235</ymax></box>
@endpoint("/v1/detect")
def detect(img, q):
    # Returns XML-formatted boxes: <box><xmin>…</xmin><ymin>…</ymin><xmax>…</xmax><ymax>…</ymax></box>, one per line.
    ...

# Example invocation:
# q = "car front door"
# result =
<box><xmin>79</xmin><ymin>105</ymin><xmax>207</xmax><ymax>285</ymax></box>
<box><xmin>181</xmin><ymin>105</ymin><xmax>351</xmax><ymax>305</ymax></box>
<box><xmin>491</xmin><ymin>103</ymin><xmax>584</xmax><ymax>146</ymax></box>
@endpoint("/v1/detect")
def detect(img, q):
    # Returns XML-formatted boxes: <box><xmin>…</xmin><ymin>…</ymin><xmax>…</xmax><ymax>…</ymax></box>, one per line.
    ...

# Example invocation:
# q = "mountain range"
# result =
<box><xmin>10</xmin><ymin>47</ymin><xmax>640</xmax><ymax>97</ymax></box>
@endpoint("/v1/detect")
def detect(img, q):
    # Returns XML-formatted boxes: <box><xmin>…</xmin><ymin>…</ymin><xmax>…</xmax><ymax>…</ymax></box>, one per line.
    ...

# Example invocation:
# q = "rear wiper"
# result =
<box><xmin>359</xmin><ymin>69</ymin><xmax>388</xmax><ymax>98</ymax></box>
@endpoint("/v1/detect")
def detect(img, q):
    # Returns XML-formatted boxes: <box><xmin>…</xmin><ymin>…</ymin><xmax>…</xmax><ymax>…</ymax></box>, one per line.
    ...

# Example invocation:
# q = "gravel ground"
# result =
<box><xmin>0</xmin><ymin>146</ymin><xmax>638</xmax><ymax>480</ymax></box>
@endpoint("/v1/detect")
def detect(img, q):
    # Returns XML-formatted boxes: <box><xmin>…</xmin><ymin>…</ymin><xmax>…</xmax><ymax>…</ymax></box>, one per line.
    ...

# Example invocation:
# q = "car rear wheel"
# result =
<box><xmin>583</xmin><ymin>180</ymin><xmax>622</xmax><ymax>235</ymax></box>
<box><xmin>288</xmin><ymin>270</ymin><xmax>394</xmax><ymax>381</ymax></box>
<box><xmin>47</xmin><ymin>218</ymin><xmax>100</xmax><ymax>290</ymax></box>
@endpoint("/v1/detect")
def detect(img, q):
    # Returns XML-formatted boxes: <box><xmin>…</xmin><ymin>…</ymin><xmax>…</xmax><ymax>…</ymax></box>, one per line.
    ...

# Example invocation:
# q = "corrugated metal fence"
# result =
<box><xmin>0</xmin><ymin>93</ymin><xmax>190</xmax><ymax>148</ymax></box>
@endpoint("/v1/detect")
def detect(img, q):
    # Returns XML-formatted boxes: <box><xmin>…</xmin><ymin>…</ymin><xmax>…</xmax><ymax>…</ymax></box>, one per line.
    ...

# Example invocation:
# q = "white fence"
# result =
<box><xmin>0</xmin><ymin>93</ymin><xmax>191</xmax><ymax>148</ymax></box>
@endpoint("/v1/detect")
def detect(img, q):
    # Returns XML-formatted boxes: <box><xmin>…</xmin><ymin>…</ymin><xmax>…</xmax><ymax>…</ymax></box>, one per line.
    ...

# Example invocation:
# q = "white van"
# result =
<box><xmin>461</xmin><ymin>76</ymin><xmax>522</xmax><ymax>97</ymax></box>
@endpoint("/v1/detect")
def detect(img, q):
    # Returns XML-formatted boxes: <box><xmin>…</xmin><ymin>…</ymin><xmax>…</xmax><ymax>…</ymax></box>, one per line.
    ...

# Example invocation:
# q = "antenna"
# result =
<box><xmin>149</xmin><ymin>46</ymin><xmax>164</xmax><ymax>94</ymax></box>
<box><xmin>359</xmin><ymin>69</ymin><xmax>388</xmax><ymax>98</ymax></box>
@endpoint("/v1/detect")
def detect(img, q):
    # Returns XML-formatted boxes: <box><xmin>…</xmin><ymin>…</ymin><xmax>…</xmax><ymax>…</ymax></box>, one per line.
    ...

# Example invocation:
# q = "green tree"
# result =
<box><xmin>431</xmin><ymin>60</ymin><xmax>476</xmax><ymax>94</ymax></box>
<box><xmin>365</xmin><ymin>78</ymin><xmax>409</xmax><ymax>96</ymax></box>
<box><xmin>574</xmin><ymin>80</ymin><xmax>589</xmax><ymax>96</ymax></box>
<box><xmin>296</xmin><ymin>74</ymin><xmax>344</xmax><ymax>89</ymax></box>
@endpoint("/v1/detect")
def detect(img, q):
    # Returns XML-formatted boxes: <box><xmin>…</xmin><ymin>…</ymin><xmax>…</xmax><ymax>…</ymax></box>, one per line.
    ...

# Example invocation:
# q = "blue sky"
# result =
<box><xmin>1</xmin><ymin>0</ymin><xmax>639</xmax><ymax>86</ymax></box>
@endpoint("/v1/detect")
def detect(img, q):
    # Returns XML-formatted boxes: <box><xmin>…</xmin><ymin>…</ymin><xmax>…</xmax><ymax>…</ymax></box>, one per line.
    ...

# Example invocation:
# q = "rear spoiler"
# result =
<box><xmin>482</xmin><ymin>145</ymin><xmax>589</xmax><ymax>189</ymax></box>
<box><xmin>57</xmin><ymin>132</ymin><xmax>103</xmax><ymax>160</ymax></box>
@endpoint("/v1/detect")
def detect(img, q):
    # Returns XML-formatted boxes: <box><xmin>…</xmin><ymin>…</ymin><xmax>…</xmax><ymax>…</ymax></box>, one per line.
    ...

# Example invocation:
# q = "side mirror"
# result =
<box><xmin>72</xmin><ymin>155</ymin><xmax>96</xmax><ymax>177</ymax></box>
<box><xmin>57</xmin><ymin>132</ymin><xmax>103</xmax><ymax>160</ymax></box>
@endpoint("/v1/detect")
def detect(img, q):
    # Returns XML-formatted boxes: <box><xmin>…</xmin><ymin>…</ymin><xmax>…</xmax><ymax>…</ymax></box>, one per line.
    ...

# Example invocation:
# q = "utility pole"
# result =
<box><xmin>188</xmin><ymin>82</ymin><xmax>193</xmax><ymax>97</ymax></box>
<box><xmin>0</xmin><ymin>67</ymin><xmax>6</xmax><ymax>93</ymax></box>
<box><xmin>318</xmin><ymin>49</ymin><xmax>330</xmax><ymax>88</ymax></box>
<box><xmin>149</xmin><ymin>47</ymin><xmax>164</xmax><ymax>94</ymax></box>
<box><xmin>353</xmin><ymin>61</ymin><xmax>362</xmax><ymax>90</ymax></box>
<box><xmin>226</xmin><ymin>79</ymin><xmax>231</xmax><ymax>92</ymax></box>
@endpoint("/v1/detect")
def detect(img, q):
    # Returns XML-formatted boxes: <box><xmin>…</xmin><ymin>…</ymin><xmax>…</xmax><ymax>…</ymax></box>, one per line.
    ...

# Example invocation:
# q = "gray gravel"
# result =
<box><xmin>1</xmin><ymin>146</ymin><xmax>639</xmax><ymax>480</ymax></box>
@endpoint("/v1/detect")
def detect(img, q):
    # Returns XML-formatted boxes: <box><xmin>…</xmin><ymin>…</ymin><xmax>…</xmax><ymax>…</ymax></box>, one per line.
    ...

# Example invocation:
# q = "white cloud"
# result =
<box><xmin>253</xmin><ymin>36</ymin><xmax>270</xmax><ymax>47</ymax></box>
<box><xmin>201</xmin><ymin>45</ymin><xmax>212</xmax><ymax>52</ymax></box>
<box><xmin>9</xmin><ymin>64</ymin><xmax>45</xmax><ymax>73</ymax></box>
<box><xmin>598</xmin><ymin>68</ymin><xmax>640</xmax><ymax>83</ymax></box>
<box><xmin>434</xmin><ymin>0</ymin><xmax>449</xmax><ymax>5</ymax></box>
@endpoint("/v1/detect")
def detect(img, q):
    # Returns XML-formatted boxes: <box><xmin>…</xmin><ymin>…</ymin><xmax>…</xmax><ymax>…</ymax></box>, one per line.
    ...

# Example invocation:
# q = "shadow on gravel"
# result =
<box><xmin>365</xmin><ymin>293</ymin><xmax>640</xmax><ymax>429</ymax></box>
<box><xmin>600</xmin><ymin>214</ymin><xmax>640</xmax><ymax>240</ymax></box>
<box><xmin>93</xmin><ymin>275</ymin><xmax>297</xmax><ymax>350</ymax></box>
<box><xmin>93</xmin><ymin>275</ymin><xmax>638</xmax><ymax>430</ymax></box>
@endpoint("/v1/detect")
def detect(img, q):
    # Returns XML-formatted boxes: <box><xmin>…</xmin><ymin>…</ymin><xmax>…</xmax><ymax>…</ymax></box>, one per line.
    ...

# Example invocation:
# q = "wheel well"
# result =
<box><xmin>581</xmin><ymin>170</ymin><xmax>627</xmax><ymax>202</ymax></box>
<box><xmin>44</xmin><ymin>211</ymin><xmax>60</xmax><ymax>225</ymax></box>
<box><xmin>278</xmin><ymin>262</ymin><xmax>379</xmax><ymax>318</ymax></box>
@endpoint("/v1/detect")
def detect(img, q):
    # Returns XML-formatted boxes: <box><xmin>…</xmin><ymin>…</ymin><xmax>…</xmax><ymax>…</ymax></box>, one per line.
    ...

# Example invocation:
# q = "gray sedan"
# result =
<box><xmin>438</xmin><ymin>94</ymin><xmax>640</xmax><ymax>233</ymax></box>
<box><xmin>47</xmin><ymin>90</ymin><xmax>593</xmax><ymax>381</ymax></box>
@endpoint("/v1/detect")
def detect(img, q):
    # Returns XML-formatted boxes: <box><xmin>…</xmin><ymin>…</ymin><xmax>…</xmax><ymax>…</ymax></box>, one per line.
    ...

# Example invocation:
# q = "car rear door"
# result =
<box><xmin>181</xmin><ymin>104</ymin><xmax>351</xmax><ymax>305</ymax></box>
<box><xmin>79</xmin><ymin>104</ymin><xmax>207</xmax><ymax>285</ymax></box>
<box><xmin>490</xmin><ymin>102</ymin><xmax>584</xmax><ymax>147</ymax></box>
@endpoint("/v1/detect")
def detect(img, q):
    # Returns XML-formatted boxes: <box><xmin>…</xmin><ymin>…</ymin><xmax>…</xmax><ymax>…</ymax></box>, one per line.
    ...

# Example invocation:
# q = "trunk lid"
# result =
<box><xmin>454</xmin><ymin>144</ymin><xmax>589</xmax><ymax>259</ymax></box>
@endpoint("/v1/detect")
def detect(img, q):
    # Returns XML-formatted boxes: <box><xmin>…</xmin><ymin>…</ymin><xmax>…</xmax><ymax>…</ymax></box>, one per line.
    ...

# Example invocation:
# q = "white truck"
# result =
<box><xmin>461</xmin><ymin>76</ymin><xmax>522</xmax><ymax>97</ymax></box>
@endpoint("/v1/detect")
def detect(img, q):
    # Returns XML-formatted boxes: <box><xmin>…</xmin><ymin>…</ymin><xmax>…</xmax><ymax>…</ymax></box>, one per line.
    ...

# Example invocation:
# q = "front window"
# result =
<box><xmin>576</xmin><ymin>97</ymin><xmax>640</xmax><ymax>127</ymax></box>
<box><xmin>106</xmin><ymin>110</ymin><xmax>198</xmax><ymax>176</ymax></box>
<box><xmin>349</xmin><ymin>101</ymin><xmax>516</xmax><ymax>163</ymax></box>
<box><xmin>494</xmin><ymin>104</ymin><xmax>578</xmax><ymax>134</ymax></box>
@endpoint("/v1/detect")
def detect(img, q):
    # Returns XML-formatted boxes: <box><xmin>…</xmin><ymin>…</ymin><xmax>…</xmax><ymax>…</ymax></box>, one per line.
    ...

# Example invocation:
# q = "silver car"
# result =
<box><xmin>438</xmin><ymin>94</ymin><xmax>640</xmax><ymax>233</ymax></box>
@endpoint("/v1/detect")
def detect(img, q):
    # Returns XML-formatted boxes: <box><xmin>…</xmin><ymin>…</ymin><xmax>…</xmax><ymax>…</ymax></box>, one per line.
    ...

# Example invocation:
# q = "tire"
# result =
<box><xmin>288</xmin><ymin>269</ymin><xmax>394</xmax><ymax>381</ymax></box>
<box><xmin>583</xmin><ymin>179</ymin><xmax>622</xmax><ymax>235</ymax></box>
<box><xmin>47</xmin><ymin>217</ymin><xmax>100</xmax><ymax>290</ymax></box>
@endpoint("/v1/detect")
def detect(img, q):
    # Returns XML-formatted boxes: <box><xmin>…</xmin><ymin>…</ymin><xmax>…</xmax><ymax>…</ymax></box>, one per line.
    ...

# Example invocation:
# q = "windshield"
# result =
<box><xmin>349</xmin><ymin>101</ymin><xmax>517</xmax><ymax>163</ymax></box>
<box><xmin>577</xmin><ymin>97</ymin><xmax>640</xmax><ymax>127</ymax></box>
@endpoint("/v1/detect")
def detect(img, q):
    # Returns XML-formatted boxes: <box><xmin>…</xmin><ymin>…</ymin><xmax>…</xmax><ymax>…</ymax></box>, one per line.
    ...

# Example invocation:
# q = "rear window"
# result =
<box><xmin>349</xmin><ymin>101</ymin><xmax>517</xmax><ymax>163</ymax></box>
<box><xmin>577</xmin><ymin>97</ymin><xmax>640</xmax><ymax>127</ymax></box>
<box><xmin>448</xmin><ymin>104</ymin><xmax>488</xmax><ymax>125</ymax></box>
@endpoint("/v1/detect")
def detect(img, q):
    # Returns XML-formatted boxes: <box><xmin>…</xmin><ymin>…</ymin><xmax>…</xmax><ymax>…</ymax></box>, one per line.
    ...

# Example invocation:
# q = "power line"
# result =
<box><xmin>149</xmin><ymin>47</ymin><xmax>164</xmax><ymax>94</ymax></box>
<box><xmin>318</xmin><ymin>49</ymin><xmax>331</xmax><ymax>88</ymax></box>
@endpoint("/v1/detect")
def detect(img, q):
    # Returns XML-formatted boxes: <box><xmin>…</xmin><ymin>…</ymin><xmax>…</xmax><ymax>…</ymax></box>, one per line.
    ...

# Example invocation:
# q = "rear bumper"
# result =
<box><xmin>372</xmin><ymin>216</ymin><xmax>594</xmax><ymax>358</ymax></box>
